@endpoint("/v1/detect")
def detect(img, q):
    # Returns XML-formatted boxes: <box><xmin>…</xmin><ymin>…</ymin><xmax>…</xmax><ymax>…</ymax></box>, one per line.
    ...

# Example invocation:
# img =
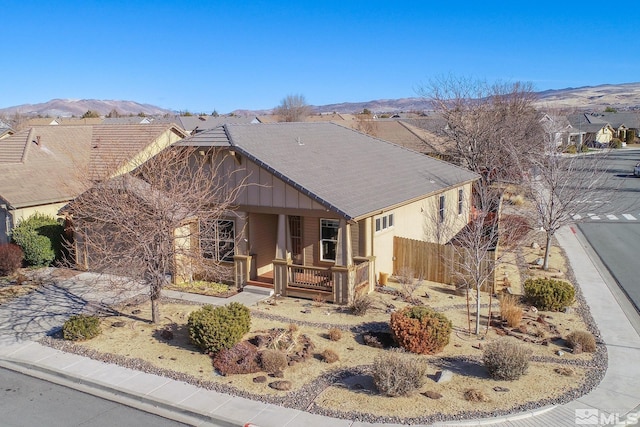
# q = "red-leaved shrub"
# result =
<box><xmin>0</xmin><ymin>244</ymin><xmax>23</xmax><ymax>276</ymax></box>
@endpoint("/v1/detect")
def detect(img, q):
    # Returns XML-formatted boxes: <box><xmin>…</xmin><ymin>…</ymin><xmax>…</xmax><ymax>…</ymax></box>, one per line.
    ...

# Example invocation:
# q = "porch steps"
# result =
<box><xmin>243</xmin><ymin>285</ymin><xmax>274</xmax><ymax>297</ymax></box>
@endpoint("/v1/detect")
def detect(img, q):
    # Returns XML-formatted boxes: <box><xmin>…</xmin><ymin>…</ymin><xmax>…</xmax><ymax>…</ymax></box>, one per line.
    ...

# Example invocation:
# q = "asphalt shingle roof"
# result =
<box><xmin>180</xmin><ymin>122</ymin><xmax>478</xmax><ymax>220</ymax></box>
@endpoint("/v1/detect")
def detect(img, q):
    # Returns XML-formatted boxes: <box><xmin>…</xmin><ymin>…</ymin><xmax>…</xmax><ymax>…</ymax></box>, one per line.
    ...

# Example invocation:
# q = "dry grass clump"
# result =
<box><xmin>372</xmin><ymin>348</ymin><xmax>428</xmax><ymax>397</ymax></box>
<box><xmin>499</xmin><ymin>294</ymin><xmax>523</xmax><ymax>327</ymax></box>
<box><xmin>464</xmin><ymin>388</ymin><xmax>490</xmax><ymax>402</ymax></box>
<box><xmin>483</xmin><ymin>338</ymin><xmax>531</xmax><ymax>380</ymax></box>
<box><xmin>350</xmin><ymin>293</ymin><xmax>374</xmax><ymax>316</ymax></box>
<box><xmin>565</xmin><ymin>330</ymin><xmax>597</xmax><ymax>353</ymax></box>
<box><xmin>554</xmin><ymin>366</ymin><xmax>574</xmax><ymax>376</ymax></box>
<box><xmin>328</xmin><ymin>327</ymin><xmax>342</xmax><ymax>341</ymax></box>
<box><xmin>260</xmin><ymin>349</ymin><xmax>288</xmax><ymax>373</ymax></box>
<box><xmin>320</xmin><ymin>348</ymin><xmax>339</xmax><ymax>363</ymax></box>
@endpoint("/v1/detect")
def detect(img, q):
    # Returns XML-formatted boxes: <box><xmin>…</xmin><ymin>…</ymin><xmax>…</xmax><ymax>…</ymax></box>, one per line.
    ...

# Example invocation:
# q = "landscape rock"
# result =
<box><xmin>422</xmin><ymin>391</ymin><xmax>443</xmax><ymax>399</ymax></box>
<box><xmin>531</xmin><ymin>242</ymin><xmax>540</xmax><ymax>249</ymax></box>
<box><xmin>435</xmin><ymin>369</ymin><xmax>453</xmax><ymax>384</ymax></box>
<box><xmin>253</xmin><ymin>376</ymin><xmax>267</xmax><ymax>383</ymax></box>
<box><xmin>556</xmin><ymin>350</ymin><xmax>565</xmax><ymax>356</ymax></box>
<box><xmin>268</xmin><ymin>380</ymin><xmax>292</xmax><ymax>391</ymax></box>
<box><xmin>493</xmin><ymin>386</ymin><xmax>510</xmax><ymax>392</ymax></box>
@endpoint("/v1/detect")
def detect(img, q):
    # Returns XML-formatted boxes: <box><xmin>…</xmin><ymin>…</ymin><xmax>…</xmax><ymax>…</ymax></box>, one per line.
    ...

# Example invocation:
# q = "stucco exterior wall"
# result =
<box><xmin>1</xmin><ymin>202</ymin><xmax>68</xmax><ymax>244</ymax></box>
<box><xmin>371</xmin><ymin>183</ymin><xmax>472</xmax><ymax>276</ymax></box>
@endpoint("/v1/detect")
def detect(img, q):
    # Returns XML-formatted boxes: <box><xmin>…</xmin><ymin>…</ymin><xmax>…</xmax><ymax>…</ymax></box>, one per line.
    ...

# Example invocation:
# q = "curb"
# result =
<box><xmin>0</xmin><ymin>356</ymin><xmax>239</xmax><ymax>427</ymax></box>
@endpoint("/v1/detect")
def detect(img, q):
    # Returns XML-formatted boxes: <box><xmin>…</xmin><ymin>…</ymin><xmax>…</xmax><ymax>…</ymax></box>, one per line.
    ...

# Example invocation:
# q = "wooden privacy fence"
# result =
<box><xmin>393</xmin><ymin>236</ymin><xmax>495</xmax><ymax>289</ymax></box>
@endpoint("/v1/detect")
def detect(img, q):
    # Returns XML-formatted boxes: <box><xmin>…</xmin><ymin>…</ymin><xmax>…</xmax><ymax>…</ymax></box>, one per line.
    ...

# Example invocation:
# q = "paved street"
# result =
<box><xmin>0</xmin><ymin>367</ymin><xmax>188</xmax><ymax>427</ymax></box>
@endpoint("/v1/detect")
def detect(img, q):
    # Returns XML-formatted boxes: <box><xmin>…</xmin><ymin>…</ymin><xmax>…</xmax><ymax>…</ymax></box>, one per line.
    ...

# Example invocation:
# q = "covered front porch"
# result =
<box><xmin>233</xmin><ymin>212</ymin><xmax>375</xmax><ymax>304</ymax></box>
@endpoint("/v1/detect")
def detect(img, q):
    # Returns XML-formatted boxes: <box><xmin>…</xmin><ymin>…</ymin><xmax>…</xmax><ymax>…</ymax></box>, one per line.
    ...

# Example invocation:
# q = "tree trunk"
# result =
<box><xmin>151</xmin><ymin>296</ymin><xmax>160</xmax><ymax>324</ymax></box>
<box><xmin>475</xmin><ymin>284</ymin><xmax>481</xmax><ymax>335</ymax></box>
<box><xmin>542</xmin><ymin>232</ymin><xmax>553</xmax><ymax>271</ymax></box>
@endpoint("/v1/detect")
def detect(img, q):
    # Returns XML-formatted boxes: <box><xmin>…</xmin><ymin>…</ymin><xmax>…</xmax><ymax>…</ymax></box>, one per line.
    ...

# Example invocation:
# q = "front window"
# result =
<box><xmin>289</xmin><ymin>216</ymin><xmax>302</xmax><ymax>262</ymax></box>
<box><xmin>201</xmin><ymin>219</ymin><xmax>235</xmax><ymax>262</ymax></box>
<box><xmin>439</xmin><ymin>195</ymin><xmax>445</xmax><ymax>223</ymax></box>
<box><xmin>320</xmin><ymin>219</ymin><xmax>339</xmax><ymax>262</ymax></box>
<box><xmin>458</xmin><ymin>189</ymin><xmax>464</xmax><ymax>215</ymax></box>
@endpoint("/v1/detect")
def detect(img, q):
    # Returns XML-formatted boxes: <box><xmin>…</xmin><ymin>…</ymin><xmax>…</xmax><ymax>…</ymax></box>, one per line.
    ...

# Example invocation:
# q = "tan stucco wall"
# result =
<box><xmin>596</xmin><ymin>127</ymin><xmax>613</xmax><ymax>143</ymax></box>
<box><xmin>371</xmin><ymin>183</ymin><xmax>472</xmax><ymax>276</ymax></box>
<box><xmin>1</xmin><ymin>202</ymin><xmax>68</xmax><ymax>245</ymax></box>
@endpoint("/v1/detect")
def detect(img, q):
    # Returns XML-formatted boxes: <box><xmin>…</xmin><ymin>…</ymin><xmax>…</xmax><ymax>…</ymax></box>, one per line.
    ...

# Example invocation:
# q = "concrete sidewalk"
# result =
<box><xmin>1</xmin><ymin>226</ymin><xmax>639</xmax><ymax>426</ymax></box>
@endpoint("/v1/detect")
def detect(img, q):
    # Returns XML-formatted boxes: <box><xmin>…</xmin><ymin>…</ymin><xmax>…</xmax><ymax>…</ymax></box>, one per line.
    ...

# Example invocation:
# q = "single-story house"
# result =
<box><xmin>176</xmin><ymin>122</ymin><xmax>479</xmax><ymax>303</ymax></box>
<box><xmin>0</xmin><ymin>124</ymin><xmax>187</xmax><ymax>244</ymax></box>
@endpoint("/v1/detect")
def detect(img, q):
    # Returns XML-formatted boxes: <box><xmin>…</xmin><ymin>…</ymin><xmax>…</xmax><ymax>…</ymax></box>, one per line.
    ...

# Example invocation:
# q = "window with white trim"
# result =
<box><xmin>320</xmin><ymin>219</ymin><xmax>339</xmax><ymax>262</ymax></box>
<box><xmin>458</xmin><ymin>189</ymin><xmax>464</xmax><ymax>215</ymax></box>
<box><xmin>439</xmin><ymin>195</ymin><xmax>445</xmax><ymax>223</ymax></box>
<box><xmin>375</xmin><ymin>213</ymin><xmax>394</xmax><ymax>233</ymax></box>
<box><xmin>200</xmin><ymin>219</ymin><xmax>235</xmax><ymax>262</ymax></box>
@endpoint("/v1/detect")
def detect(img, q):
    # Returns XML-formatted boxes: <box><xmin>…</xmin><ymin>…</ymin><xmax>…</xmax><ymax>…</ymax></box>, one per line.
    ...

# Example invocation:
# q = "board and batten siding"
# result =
<box><xmin>219</xmin><ymin>153</ymin><xmax>327</xmax><ymax>211</ymax></box>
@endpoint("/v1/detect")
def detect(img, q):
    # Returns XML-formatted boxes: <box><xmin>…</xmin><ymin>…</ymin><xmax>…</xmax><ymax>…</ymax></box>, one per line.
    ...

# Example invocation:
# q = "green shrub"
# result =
<box><xmin>483</xmin><ymin>338</ymin><xmax>530</xmax><ymax>380</ymax></box>
<box><xmin>212</xmin><ymin>341</ymin><xmax>260</xmax><ymax>376</ymax></box>
<box><xmin>566</xmin><ymin>330</ymin><xmax>597</xmax><ymax>353</ymax></box>
<box><xmin>63</xmin><ymin>314</ymin><xmax>101</xmax><ymax>341</ymax></box>
<box><xmin>563</xmin><ymin>145</ymin><xmax>577</xmax><ymax>154</ymax></box>
<box><xmin>259</xmin><ymin>349</ymin><xmax>288</xmax><ymax>373</ymax></box>
<box><xmin>11</xmin><ymin>213</ymin><xmax>64</xmax><ymax>267</ymax></box>
<box><xmin>0</xmin><ymin>244</ymin><xmax>24</xmax><ymax>276</ymax></box>
<box><xmin>580</xmin><ymin>143</ymin><xmax>590</xmax><ymax>152</ymax></box>
<box><xmin>372</xmin><ymin>348</ymin><xmax>428</xmax><ymax>396</ymax></box>
<box><xmin>523</xmin><ymin>278</ymin><xmax>575</xmax><ymax>311</ymax></box>
<box><xmin>610</xmin><ymin>138</ymin><xmax>623</xmax><ymax>149</ymax></box>
<box><xmin>187</xmin><ymin>302</ymin><xmax>251</xmax><ymax>354</ymax></box>
<box><xmin>390</xmin><ymin>306</ymin><xmax>452</xmax><ymax>354</ymax></box>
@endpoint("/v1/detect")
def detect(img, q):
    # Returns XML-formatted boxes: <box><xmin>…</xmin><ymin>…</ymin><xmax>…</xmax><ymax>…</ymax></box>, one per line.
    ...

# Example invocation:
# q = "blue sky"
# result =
<box><xmin>2</xmin><ymin>1</ymin><xmax>639</xmax><ymax>113</ymax></box>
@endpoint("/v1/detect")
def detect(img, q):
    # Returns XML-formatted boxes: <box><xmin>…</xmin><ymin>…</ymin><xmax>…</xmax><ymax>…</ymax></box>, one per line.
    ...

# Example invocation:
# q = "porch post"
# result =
<box><xmin>273</xmin><ymin>258</ymin><xmax>289</xmax><ymax>297</ymax></box>
<box><xmin>275</xmin><ymin>214</ymin><xmax>287</xmax><ymax>260</ymax></box>
<box><xmin>335</xmin><ymin>219</ymin><xmax>353</xmax><ymax>267</ymax></box>
<box><xmin>233</xmin><ymin>254</ymin><xmax>251</xmax><ymax>290</ymax></box>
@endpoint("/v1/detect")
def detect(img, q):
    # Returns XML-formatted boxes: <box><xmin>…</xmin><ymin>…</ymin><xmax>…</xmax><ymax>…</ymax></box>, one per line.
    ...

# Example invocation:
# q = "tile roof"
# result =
<box><xmin>0</xmin><ymin>124</ymin><xmax>187</xmax><ymax>209</ymax></box>
<box><xmin>0</xmin><ymin>126</ymin><xmax>93</xmax><ymax>208</ymax></box>
<box><xmin>180</xmin><ymin>122</ymin><xmax>478</xmax><ymax>220</ymax></box>
<box><xmin>89</xmin><ymin>124</ymin><xmax>187</xmax><ymax>180</ymax></box>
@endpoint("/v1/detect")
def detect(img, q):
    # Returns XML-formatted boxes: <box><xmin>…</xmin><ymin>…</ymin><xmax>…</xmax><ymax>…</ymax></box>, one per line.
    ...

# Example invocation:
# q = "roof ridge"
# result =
<box><xmin>21</xmin><ymin>128</ymin><xmax>35</xmax><ymax>163</ymax></box>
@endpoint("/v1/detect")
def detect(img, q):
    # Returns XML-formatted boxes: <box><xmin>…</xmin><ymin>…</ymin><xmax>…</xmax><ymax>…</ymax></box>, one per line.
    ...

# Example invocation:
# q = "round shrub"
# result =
<box><xmin>328</xmin><ymin>327</ymin><xmax>342</xmax><ymax>341</ymax></box>
<box><xmin>523</xmin><ymin>278</ymin><xmax>575</xmax><ymax>311</ymax></box>
<box><xmin>320</xmin><ymin>348</ymin><xmax>339</xmax><ymax>363</ymax></box>
<box><xmin>372</xmin><ymin>348</ymin><xmax>428</xmax><ymax>397</ymax></box>
<box><xmin>212</xmin><ymin>341</ymin><xmax>260</xmax><ymax>376</ymax></box>
<box><xmin>260</xmin><ymin>349</ymin><xmax>288</xmax><ymax>373</ymax></box>
<box><xmin>483</xmin><ymin>338</ymin><xmax>530</xmax><ymax>380</ymax></box>
<box><xmin>563</xmin><ymin>145</ymin><xmax>577</xmax><ymax>154</ymax></box>
<box><xmin>390</xmin><ymin>306</ymin><xmax>452</xmax><ymax>354</ymax></box>
<box><xmin>63</xmin><ymin>314</ymin><xmax>101</xmax><ymax>341</ymax></box>
<box><xmin>187</xmin><ymin>302</ymin><xmax>251</xmax><ymax>354</ymax></box>
<box><xmin>0</xmin><ymin>243</ymin><xmax>24</xmax><ymax>276</ymax></box>
<box><xmin>566</xmin><ymin>330</ymin><xmax>597</xmax><ymax>353</ymax></box>
<box><xmin>11</xmin><ymin>213</ymin><xmax>64</xmax><ymax>267</ymax></box>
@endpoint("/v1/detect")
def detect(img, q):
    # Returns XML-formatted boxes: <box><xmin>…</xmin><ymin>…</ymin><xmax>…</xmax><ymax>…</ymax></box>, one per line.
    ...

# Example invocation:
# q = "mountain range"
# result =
<box><xmin>1</xmin><ymin>82</ymin><xmax>639</xmax><ymax>119</ymax></box>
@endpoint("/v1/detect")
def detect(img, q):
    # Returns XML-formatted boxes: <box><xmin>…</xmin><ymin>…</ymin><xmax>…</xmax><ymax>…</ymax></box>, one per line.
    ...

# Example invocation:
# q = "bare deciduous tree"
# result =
<box><xmin>274</xmin><ymin>94</ymin><xmax>311</xmax><ymax>122</ymax></box>
<box><xmin>419</xmin><ymin>76</ymin><xmax>543</xmax><ymax>209</ymax></box>
<box><xmin>524</xmin><ymin>139</ymin><xmax>618</xmax><ymax>270</ymax></box>
<box><xmin>355</xmin><ymin>113</ymin><xmax>378</xmax><ymax>136</ymax></box>
<box><xmin>64</xmin><ymin>146</ymin><xmax>242</xmax><ymax>323</ymax></box>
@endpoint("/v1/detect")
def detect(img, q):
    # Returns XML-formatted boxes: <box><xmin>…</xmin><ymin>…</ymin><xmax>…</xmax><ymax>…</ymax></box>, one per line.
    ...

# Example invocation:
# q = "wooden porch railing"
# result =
<box><xmin>287</xmin><ymin>265</ymin><xmax>333</xmax><ymax>292</ymax></box>
<box><xmin>354</xmin><ymin>260</ymin><xmax>369</xmax><ymax>288</ymax></box>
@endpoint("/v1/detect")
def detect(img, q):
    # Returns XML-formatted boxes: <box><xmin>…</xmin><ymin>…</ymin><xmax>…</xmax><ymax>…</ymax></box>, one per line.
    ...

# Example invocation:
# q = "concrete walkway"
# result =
<box><xmin>0</xmin><ymin>226</ymin><xmax>639</xmax><ymax>426</ymax></box>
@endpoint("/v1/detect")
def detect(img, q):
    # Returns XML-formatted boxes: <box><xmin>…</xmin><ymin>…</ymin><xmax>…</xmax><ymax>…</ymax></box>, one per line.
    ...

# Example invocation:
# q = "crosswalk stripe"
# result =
<box><xmin>606</xmin><ymin>214</ymin><xmax>619</xmax><ymax>220</ymax></box>
<box><xmin>623</xmin><ymin>214</ymin><xmax>637</xmax><ymax>220</ymax></box>
<box><xmin>573</xmin><ymin>214</ymin><xmax>582</xmax><ymax>220</ymax></box>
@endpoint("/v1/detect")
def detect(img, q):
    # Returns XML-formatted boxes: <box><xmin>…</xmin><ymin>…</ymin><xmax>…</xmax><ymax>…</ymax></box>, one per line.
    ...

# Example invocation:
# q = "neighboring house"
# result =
<box><xmin>172</xmin><ymin>115</ymin><xmax>258</xmax><ymax>134</ymax></box>
<box><xmin>567</xmin><ymin>113</ymin><xmax>616</xmax><ymax>146</ymax></box>
<box><xmin>22</xmin><ymin>117</ymin><xmax>104</xmax><ymax>127</ymax></box>
<box><xmin>0</xmin><ymin>124</ymin><xmax>187</xmax><ymax>245</ymax></box>
<box><xmin>102</xmin><ymin>116</ymin><xmax>155</xmax><ymax>125</ymax></box>
<box><xmin>176</xmin><ymin>122</ymin><xmax>478</xmax><ymax>303</ymax></box>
